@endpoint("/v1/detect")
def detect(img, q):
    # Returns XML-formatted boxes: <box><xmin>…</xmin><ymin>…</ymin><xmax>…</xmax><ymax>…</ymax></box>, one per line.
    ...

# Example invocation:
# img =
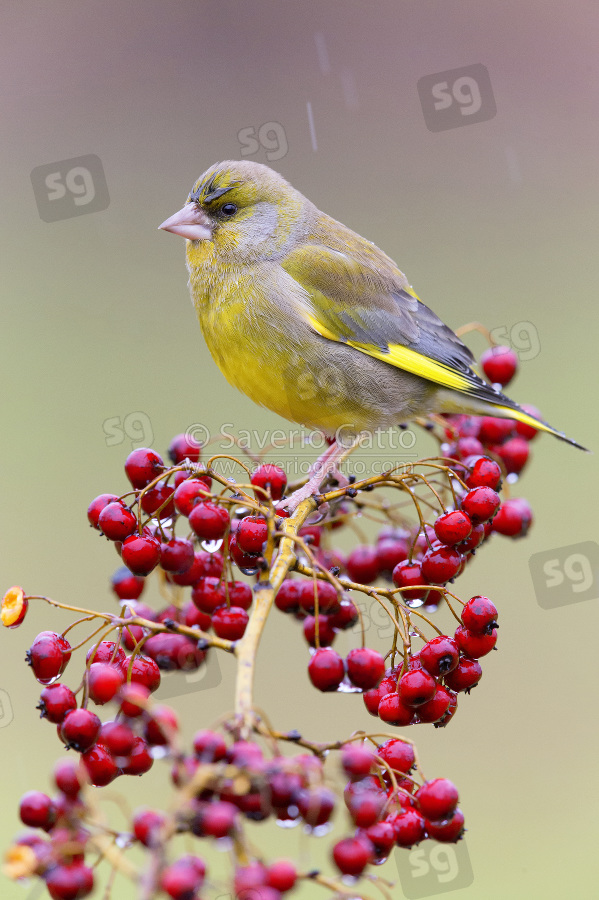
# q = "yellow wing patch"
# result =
<box><xmin>306</xmin><ymin>314</ymin><xmax>471</xmax><ymax>392</ymax></box>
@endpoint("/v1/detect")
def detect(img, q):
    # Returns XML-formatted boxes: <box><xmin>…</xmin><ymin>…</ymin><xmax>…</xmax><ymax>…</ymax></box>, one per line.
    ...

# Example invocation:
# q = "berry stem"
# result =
<box><xmin>233</xmin><ymin>498</ymin><xmax>316</xmax><ymax>737</ymax></box>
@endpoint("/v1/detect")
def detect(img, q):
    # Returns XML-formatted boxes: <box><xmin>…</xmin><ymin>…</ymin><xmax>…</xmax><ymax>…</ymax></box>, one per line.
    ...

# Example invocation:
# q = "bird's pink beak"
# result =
<box><xmin>158</xmin><ymin>204</ymin><xmax>213</xmax><ymax>241</ymax></box>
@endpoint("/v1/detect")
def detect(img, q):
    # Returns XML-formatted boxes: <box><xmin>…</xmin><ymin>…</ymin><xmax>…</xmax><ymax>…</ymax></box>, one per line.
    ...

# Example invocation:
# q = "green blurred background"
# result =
<box><xmin>2</xmin><ymin>2</ymin><xmax>598</xmax><ymax>898</ymax></box>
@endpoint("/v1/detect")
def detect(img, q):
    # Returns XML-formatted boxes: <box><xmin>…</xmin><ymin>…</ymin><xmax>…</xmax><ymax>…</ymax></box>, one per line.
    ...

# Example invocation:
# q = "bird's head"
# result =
<box><xmin>159</xmin><ymin>160</ymin><xmax>311</xmax><ymax>264</ymax></box>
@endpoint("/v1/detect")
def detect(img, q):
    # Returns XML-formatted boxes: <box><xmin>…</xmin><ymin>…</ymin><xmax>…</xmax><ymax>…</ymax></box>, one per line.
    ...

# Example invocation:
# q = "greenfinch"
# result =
<box><xmin>160</xmin><ymin>160</ymin><xmax>584</xmax><ymax>451</ymax></box>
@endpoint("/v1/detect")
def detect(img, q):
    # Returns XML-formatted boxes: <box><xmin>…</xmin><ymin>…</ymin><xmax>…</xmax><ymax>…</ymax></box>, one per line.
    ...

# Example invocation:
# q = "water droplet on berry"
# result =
<box><xmin>305</xmin><ymin>822</ymin><xmax>333</xmax><ymax>837</ymax></box>
<box><xmin>276</xmin><ymin>815</ymin><xmax>301</xmax><ymax>829</ymax></box>
<box><xmin>337</xmin><ymin>678</ymin><xmax>362</xmax><ymax>694</ymax></box>
<box><xmin>506</xmin><ymin>472</ymin><xmax>519</xmax><ymax>484</ymax></box>
<box><xmin>405</xmin><ymin>597</ymin><xmax>425</xmax><ymax>609</ymax></box>
<box><xmin>201</xmin><ymin>539</ymin><xmax>223</xmax><ymax>553</ymax></box>
<box><xmin>149</xmin><ymin>746</ymin><xmax>169</xmax><ymax>760</ymax></box>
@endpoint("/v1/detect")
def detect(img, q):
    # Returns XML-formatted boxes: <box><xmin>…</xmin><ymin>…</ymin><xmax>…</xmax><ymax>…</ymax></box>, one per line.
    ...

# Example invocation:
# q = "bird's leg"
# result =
<box><xmin>278</xmin><ymin>440</ymin><xmax>355</xmax><ymax>513</ymax></box>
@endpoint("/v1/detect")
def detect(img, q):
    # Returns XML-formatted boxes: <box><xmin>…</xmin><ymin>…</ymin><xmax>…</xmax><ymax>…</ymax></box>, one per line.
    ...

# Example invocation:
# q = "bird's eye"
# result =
<box><xmin>220</xmin><ymin>203</ymin><xmax>237</xmax><ymax>217</ymax></box>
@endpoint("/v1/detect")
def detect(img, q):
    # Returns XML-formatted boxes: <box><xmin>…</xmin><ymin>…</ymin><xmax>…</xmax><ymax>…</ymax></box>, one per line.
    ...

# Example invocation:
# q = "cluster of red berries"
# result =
<box><xmin>363</xmin><ymin>596</ymin><xmax>497</xmax><ymax>727</ymax></box>
<box><xmin>13</xmin><ymin>726</ymin><xmax>463</xmax><ymax>898</ymax></box>
<box><xmin>3</xmin><ymin>342</ymin><xmax>543</xmax><ymax>900</ymax></box>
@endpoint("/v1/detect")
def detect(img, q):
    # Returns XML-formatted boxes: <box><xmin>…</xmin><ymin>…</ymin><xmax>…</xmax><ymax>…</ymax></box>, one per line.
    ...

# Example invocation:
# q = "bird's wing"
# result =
<box><xmin>281</xmin><ymin>241</ymin><xmax>503</xmax><ymax>404</ymax></box>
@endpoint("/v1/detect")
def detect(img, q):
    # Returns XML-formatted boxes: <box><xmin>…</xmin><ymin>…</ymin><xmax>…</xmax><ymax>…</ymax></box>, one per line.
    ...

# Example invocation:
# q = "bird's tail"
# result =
<box><xmin>436</xmin><ymin>388</ymin><xmax>588</xmax><ymax>451</ymax></box>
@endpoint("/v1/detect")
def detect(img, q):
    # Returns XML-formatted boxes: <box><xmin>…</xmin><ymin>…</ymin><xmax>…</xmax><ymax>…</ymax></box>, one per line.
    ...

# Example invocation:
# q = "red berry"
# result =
<box><xmin>122</xmin><ymin>736</ymin><xmax>154</xmax><ymax>776</ymax></box>
<box><xmin>170</xmin><ymin>550</ymin><xmax>223</xmax><ymax>586</ymax></box>
<box><xmin>346</xmin><ymin>789</ymin><xmax>386</xmax><ymax>827</ymax></box>
<box><xmin>118</xmin><ymin>684</ymin><xmax>150</xmax><ymax>719</ymax></box>
<box><xmin>189</xmin><ymin>502</ymin><xmax>229</xmax><ymax>540</ymax></box>
<box><xmin>421</xmin><ymin>545</ymin><xmax>462</xmax><ymax>584</ymax></box>
<box><xmin>455</xmin><ymin>624</ymin><xmax>497</xmax><ymax>658</ymax></box>
<box><xmin>53</xmin><ymin>758</ymin><xmax>85</xmax><ymax>797</ymax></box>
<box><xmin>237</xmin><ymin>516</ymin><xmax>268</xmax><ymax>554</ymax></box>
<box><xmin>346</xmin><ymin>647</ymin><xmax>385</xmax><ymax>690</ymax></box>
<box><xmin>45</xmin><ymin>863</ymin><xmax>94</xmax><ymax>900</ymax></box>
<box><xmin>60</xmin><ymin>708</ymin><xmax>101</xmax><ymax>752</ymax></box>
<box><xmin>416</xmin><ymin>685</ymin><xmax>453</xmax><ymax>723</ymax></box>
<box><xmin>173</xmin><ymin>477</ymin><xmax>211</xmax><ymax>516</ymax></box>
<box><xmin>100</xmin><ymin>720</ymin><xmax>136</xmax><ymax>757</ymax></box>
<box><xmin>124</xmin><ymin>447</ymin><xmax>164</xmax><ymax>489</ymax></box>
<box><xmin>461</xmin><ymin>486</ymin><xmax>501</xmax><ymax>524</ymax></box>
<box><xmin>192</xmin><ymin>729</ymin><xmax>227</xmax><ymax>761</ymax></box>
<box><xmin>121</xmin><ymin>533</ymin><xmax>161</xmax><ymax>575</ymax></box>
<box><xmin>168</xmin><ymin>432</ymin><xmax>202</xmax><ymax>464</ymax></box>
<box><xmin>144</xmin><ymin>633</ymin><xmax>205</xmax><ymax>672</ymax></box>
<box><xmin>328</xmin><ymin>597</ymin><xmax>359</xmax><ymax>630</ymax></box>
<box><xmin>251</xmin><ymin>464</ymin><xmax>287</xmax><ymax>501</ymax></box>
<box><xmin>426</xmin><ymin>807</ymin><xmax>465</xmax><ymax>842</ymax></box>
<box><xmin>233</xmin><ymin>862</ymin><xmax>269</xmax><ymax>894</ymax></box>
<box><xmin>457</xmin><ymin>522</ymin><xmax>486</xmax><ymax>552</ymax></box>
<box><xmin>332</xmin><ymin>834</ymin><xmax>373</xmax><ymax>875</ymax></box>
<box><xmin>478</xmin><ymin>415</ymin><xmax>515</xmax><ymax>445</ymax></box>
<box><xmin>308</xmin><ymin>647</ymin><xmax>345</xmax><ymax>692</ymax></box>
<box><xmin>376</xmin><ymin>739</ymin><xmax>414</xmax><ymax>776</ymax></box>
<box><xmin>199</xmin><ymin>800</ymin><xmax>237</xmax><ymax>837</ymax></box>
<box><xmin>481</xmin><ymin>345</ymin><xmax>518</xmax><ymax>386</ymax></box>
<box><xmin>86</xmin><ymin>641</ymin><xmax>126</xmax><ymax>667</ymax></box>
<box><xmin>392</xmin><ymin>560</ymin><xmax>430</xmax><ymax>602</ymax></box>
<box><xmin>462</xmin><ymin>595</ymin><xmax>498</xmax><ymax>634</ymax></box>
<box><xmin>191</xmin><ymin>576</ymin><xmax>227</xmax><ymax>613</ymax></box>
<box><xmin>37</xmin><ymin>683</ymin><xmax>77</xmax><ymax>724</ymax></box>
<box><xmin>362</xmin><ymin>820</ymin><xmax>396</xmax><ymax>859</ymax></box>
<box><xmin>229</xmin><ymin>534</ymin><xmax>263</xmax><ymax>574</ymax></box>
<box><xmin>492</xmin><ymin>497</ymin><xmax>533</xmax><ymax>537</ymax></box>
<box><xmin>160</xmin><ymin>855</ymin><xmax>206</xmax><ymax>899</ymax></box>
<box><xmin>302</xmin><ymin>614</ymin><xmax>336</xmax><ymax>647</ymax></box>
<box><xmin>465</xmin><ymin>456</ymin><xmax>502</xmax><ymax>490</ymax></box>
<box><xmin>212</xmin><ymin>606</ymin><xmax>249</xmax><ymax>640</ymax></box>
<box><xmin>111</xmin><ymin>566</ymin><xmax>145</xmax><ymax>600</ymax></box>
<box><xmin>496</xmin><ymin>436</ymin><xmax>530</xmax><ymax>474</ymax></box>
<box><xmin>27</xmin><ymin>632</ymin><xmax>72</xmax><ymax>684</ymax></box>
<box><xmin>298</xmin><ymin>579</ymin><xmax>340</xmax><ymax>614</ymax></box>
<box><xmin>346</xmin><ymin>545</ymin><xmax>380</xmax><ymax>584</ymax></box>
<box><xmin>299</xmin><ymin>524</ymin><xmax>322</xmax><ymax>547</ymax></box>
<box><xmin>420</xmin><ymin>636</ymin><xmax>460</xmax><ymax>677</ymax></box>
<box><xmin>267</xmin><ymin>859</ymin><xmax>297</xmax><ymax>892</ymax></box>
<box><xmin>226</xmin><ymin>580</ymin><xmax>252</xmax><ymax>610</ymax></box>
<box><xmin>376</xmin><ymin>537</ymin><xmax>409</xmax><ymax>576</ymax></box>
<box><xmin>19</xmin><ymin>791</ymin><xmax>56</xmax><ymax>830</ymax></box>
<box><xmin>297</xmin><ymin>785</ymin><xmax>336</xmax><ymax>826</ymax></box>
<box><xmin>87</xmin><ymin>493</ymin><xmax>119</xmax><ymax>529</ymax></box>
<box><xmin>392</xmin><ymin>807</ymin><xmax>427</xmax><ymax>847</ymax></box>
<box><xmin>133</xmin><ymin>808</ymin><xmax>167</xmax><ymax>847</ymax></box>
<box><xmin>399</xmin><ymin>669</ymin><xmax>437</xmax><ymax>707</ymax></box>
<box><xmin>159</xmin><ymin>538</ymin><xmax>195</xmax><ymax>574</ymax></box>
<box><xmin>453</xmin><ymin>435</ymin><xmax>484</xmax><ymax>460</ymax></box>
<box><xmin>416</xmin><ymin>778</ymin><xmax>459</xmax><ymax>821</ymax></box>
<box><xmin>87</xmin><ymin>662</ymin><xmax>124</xmax><ymax>705</ymax></box>
<box><xmin>144</xmin><ymin>704</ymin><xmax>179</xmax><ymax>746</ymax></box>
<box><xmin>182</xmin><ymin>601</ymin><xmax>212</xmax><ymax>631</ymax></box>
<box><xmin>121</xmin><ymin>654</ymin><xmax>161</xmax><ymax>692</ymax></box>
<box><xmin>98</xmin><ymin>501</ymin><xmax>137</xmax><ymax>541</ymax></box>
<box><xmin>378</xmin><ymin>692</ymin><xmax>415</xmax><ymax>726</ymax></box>
<box><xmin>140</xmin><ymin>481</ymin><xmax>175</xmax><ymax>519</ymax></box>
<box><xmin>81</xmin><ymin>742</ymin><xmax>119</xmax><ymax>786</ymax></box>
<box><xmin>443</xmin><ymin>656</ymin><xmax>482</xmax><ymax>693</ymax></box>
<box><xmin>434</xmin><ymin>510</ymin><xmax>472</xmax><ymax>546</ymax></box>
<box><xmin>341</xmin><ymin>745</ymin><xmax>374</xmax><ymax>780</ymax></box>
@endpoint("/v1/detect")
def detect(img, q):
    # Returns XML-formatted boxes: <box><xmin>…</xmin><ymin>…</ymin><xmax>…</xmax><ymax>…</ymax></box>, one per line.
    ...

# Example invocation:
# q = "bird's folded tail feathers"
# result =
<box><xmin>340</xmin><ymin>339</ymin><xmax>588</xmax><ymax>451</ymax></box>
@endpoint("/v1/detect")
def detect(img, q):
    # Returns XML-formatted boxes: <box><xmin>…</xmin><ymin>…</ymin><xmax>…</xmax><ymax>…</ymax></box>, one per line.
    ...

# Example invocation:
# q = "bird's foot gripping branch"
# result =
<box><xmin>2</xmin><ymin>352</ymin><xmax>542</xmax><ymax>900</ymax></box>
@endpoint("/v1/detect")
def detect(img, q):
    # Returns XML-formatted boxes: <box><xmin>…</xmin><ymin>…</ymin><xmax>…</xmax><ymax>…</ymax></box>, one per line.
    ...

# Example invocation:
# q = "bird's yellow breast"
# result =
<box><xmin>186</xmin><ymin>243</ymin><xmax>379</xmax><ymax>434</ymax></box>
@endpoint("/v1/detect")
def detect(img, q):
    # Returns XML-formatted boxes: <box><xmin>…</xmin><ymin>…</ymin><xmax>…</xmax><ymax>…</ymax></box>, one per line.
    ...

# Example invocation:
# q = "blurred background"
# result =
<box><xmin>1</xmin><ymin>2</ymin><xmax>598</xmax><ymax>898</ymax></box>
